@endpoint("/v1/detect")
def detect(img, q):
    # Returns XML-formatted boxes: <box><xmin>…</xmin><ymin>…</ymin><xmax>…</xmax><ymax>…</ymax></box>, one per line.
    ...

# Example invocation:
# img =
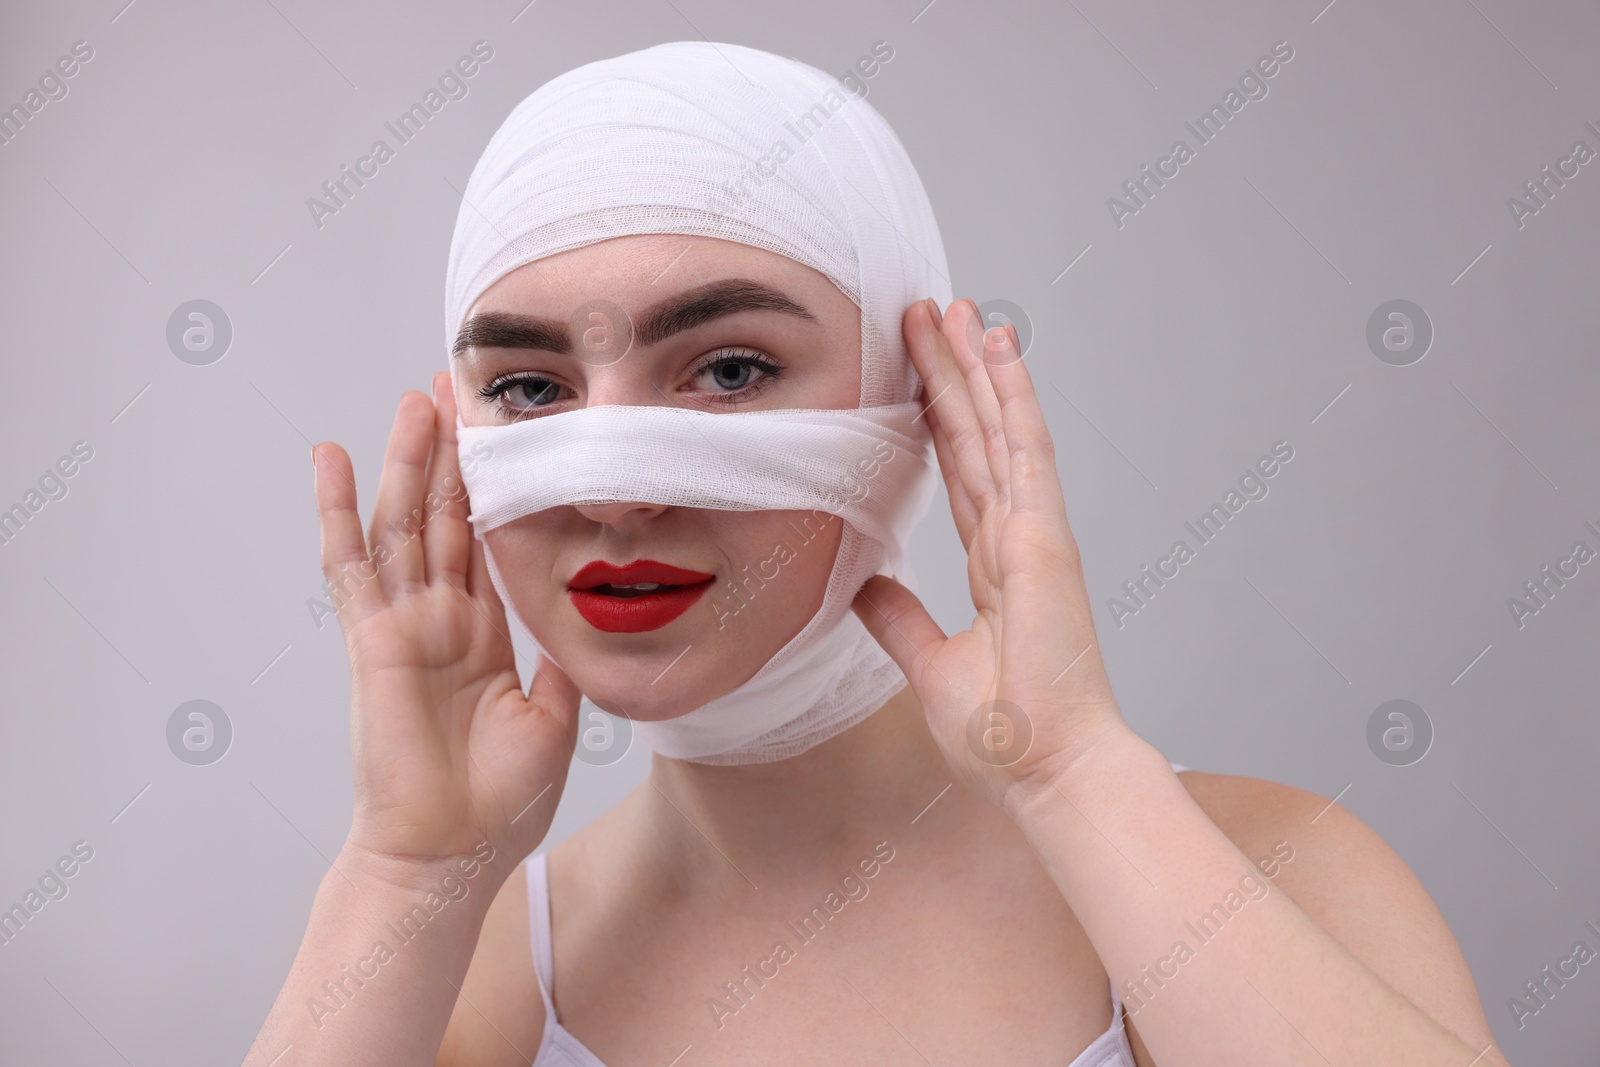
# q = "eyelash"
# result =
<box><xmin>476</xmin><ymin>348</ymin><xmax>785</xmax><ymax>419</ymax></box>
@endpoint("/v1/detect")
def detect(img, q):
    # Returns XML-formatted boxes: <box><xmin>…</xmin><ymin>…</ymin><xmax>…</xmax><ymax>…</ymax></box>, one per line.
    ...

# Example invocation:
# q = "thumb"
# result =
<box><xmin>851</xmin><ymin>574</ymin><xmax>947</xmax><ymax>692</ymax></box>
<box><xmin>527</xmin><ymin>651</ymin><xmax>582</xmax><ymax>740</ymax></box>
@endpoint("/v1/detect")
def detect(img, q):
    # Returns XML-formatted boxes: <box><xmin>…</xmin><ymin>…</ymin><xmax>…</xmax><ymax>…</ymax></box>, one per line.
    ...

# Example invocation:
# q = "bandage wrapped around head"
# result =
<box><xmin>445</xmin><ymin>40</ymin><xmax>951</xmax><ymax>764</ymax></box>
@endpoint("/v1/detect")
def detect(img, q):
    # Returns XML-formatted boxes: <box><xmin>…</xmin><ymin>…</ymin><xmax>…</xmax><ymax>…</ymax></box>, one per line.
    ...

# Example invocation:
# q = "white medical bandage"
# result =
<box><xmin>456</xmin><ymin>404</ymin><xmax>932</xmax><ymax>581</ymax></box>
<box><xmin>445</xmin><ymin>41</ymin><xmax>952</xmax><ymax>763</ymax></box>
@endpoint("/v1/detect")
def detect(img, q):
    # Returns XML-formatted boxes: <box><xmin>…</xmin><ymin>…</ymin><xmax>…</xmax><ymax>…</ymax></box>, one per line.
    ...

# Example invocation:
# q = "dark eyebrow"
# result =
<box><xmin>451</xmin><ymin>278</ymin><xmax>817</xmax><ymax>359</ymax></box>
<box><xmin>452</xmin><ymin>311</ymin><xmax>569</xmax><ymax>358</ymax></box>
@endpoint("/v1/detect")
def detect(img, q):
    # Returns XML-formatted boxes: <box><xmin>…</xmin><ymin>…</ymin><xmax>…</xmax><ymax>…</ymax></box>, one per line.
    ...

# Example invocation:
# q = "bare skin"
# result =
<box><xmin>243</xmin><ymin>235</ymin><xmax>1509</xmax><ymax>1067</ymax></box>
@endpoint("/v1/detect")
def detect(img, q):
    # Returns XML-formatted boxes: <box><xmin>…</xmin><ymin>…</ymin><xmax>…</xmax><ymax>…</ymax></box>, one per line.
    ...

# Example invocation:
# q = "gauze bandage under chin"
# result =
<box><xmin>444</xmin><ymin>41</ymin><xmax>953</xmax><ymax>764</ymax></box>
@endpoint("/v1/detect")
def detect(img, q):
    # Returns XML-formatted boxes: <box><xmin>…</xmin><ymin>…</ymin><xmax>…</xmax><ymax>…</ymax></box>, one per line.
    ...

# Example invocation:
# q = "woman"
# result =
<box><xmin>246</xmin><ymin>42</ymin><xmax>1507</xmax><ymax>1066</ymax></box>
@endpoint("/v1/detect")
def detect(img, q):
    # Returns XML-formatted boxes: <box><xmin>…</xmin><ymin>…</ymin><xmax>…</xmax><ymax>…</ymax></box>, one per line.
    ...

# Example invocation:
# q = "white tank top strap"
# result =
<box><xmin>1057</xmin><ymin>978</ymin><xmax>1135</xmax><ymax>1067</ymax></box>
<box><xmin>526</xmin><ymin>852</ymin><xmax>612</xmax><ymax>1067</ymax></box>
<box><xmin>524</xmin><ymin>852</ymin><xmax>557</xmax><ymax>1018</ymax></box>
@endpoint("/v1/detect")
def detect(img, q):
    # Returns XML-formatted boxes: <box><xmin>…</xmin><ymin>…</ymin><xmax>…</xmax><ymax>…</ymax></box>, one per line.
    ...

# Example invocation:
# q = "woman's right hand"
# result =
<box><xmin>312</xmin><ymin>371</ymin><xmax>580</xmax><ymax>883</ymax></box>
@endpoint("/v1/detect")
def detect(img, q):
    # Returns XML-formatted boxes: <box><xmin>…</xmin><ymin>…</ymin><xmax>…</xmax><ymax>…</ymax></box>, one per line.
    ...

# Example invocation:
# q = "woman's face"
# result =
<box><xmin>452</xmin><ymin>234</ymin><xmax>863</xmax><ymax>722</ymax></box>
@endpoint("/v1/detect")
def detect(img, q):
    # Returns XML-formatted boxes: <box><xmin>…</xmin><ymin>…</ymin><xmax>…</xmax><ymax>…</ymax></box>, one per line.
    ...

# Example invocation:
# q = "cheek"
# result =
<box><xmin>483</xmin><ymin>521</ymin><xmax>543</xmax><ymax>564</ymax></box>
<box><xmin>483</xmin><ymin>519</ymin><xmax>561</xmax><ymax>604</ymax></box>
<box><xmin>708</xmin><ymin>509</ymin><xmax>843</xmax><ymax>629</ymax></box>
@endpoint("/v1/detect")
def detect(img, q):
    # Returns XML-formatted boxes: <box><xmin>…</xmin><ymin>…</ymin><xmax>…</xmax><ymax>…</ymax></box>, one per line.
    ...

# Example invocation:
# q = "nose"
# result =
<box><xmin>584</xmin><ymin>364</ymin><xmax>662</xmax><ymax>409</ymax></box>
<box><xmin>572</xmin><ymin>499</ymin><xmax>669</xmax><ymax>525</ymax></box>
<box><xmin>569</xmin><ymin>366</ymin><xmax>672</xmax><ymax>524</ymax></box>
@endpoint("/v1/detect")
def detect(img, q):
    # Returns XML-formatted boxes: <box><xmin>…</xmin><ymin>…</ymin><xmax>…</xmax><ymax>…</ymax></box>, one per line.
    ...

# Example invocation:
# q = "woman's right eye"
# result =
<box><xmin>477</xmin><ymin>373</ymin><xmax>566</xmax><ymax>417</ymax></box>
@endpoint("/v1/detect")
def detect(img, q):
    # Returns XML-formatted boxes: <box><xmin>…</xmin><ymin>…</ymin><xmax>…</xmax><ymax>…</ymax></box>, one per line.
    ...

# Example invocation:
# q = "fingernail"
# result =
<box><xmin>926</xmin><ymin>297</ymin><xmax>943</xmax><ymax>329</ymax></box>
<box><xmin>1005</xmin><ymin>322</ymin><xmax>1020</xmax><ymax>352</ymax></box>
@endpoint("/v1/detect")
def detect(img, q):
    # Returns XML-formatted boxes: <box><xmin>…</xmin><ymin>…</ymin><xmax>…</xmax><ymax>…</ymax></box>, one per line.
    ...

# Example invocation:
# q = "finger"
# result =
<box><xmin>976</xmin><ymin>339</ymin><xmax>1113</xmax><ymax>703</ymax></box>
<box><xmin>945</xmin><ymin>299</ymin><xmax>1013</xmax><ymax>503</ymax></box>
<box><xmin>458</xmin><ymin>533</ymin><xmax>518</xmax><ymax>665</ymax></box>
<box><xmin>922</xmin><ymin>392</ymin><xmax>982</xmax><ymax>551</ymax></box>
<box><xmin>452</xmin><ymin>517</ymin><xmax>515</xmax><ymax>659</ymax></box>
<box><xmin>366</xmin><ymin>391</ymin><xmax>435</xmax><ymax>597</ymax></box>
<box><xmin>465</xmin><ymin>521</ymin><xmax>499</xmax><ymax>608</ymax></box>
<box><xmin>982</xmin><ymin>323</ymin><xmax>1070</xmax><ymax>523</ymax></box>
<box><xmin>527</xmin><ymin>651</ymin><xmax>582</xmax><ymax>733</ymax></box>
<box><xmin>851</xmin><ymin>573</ymin><xmax>949</xmax><ymax>697</ymax></box>
<box><xmin>903</xmin><ymin>299</ymin><xmax>1000</xmax><ymax>513</ymax></box>
<box><xmin>423</xmin><ymin>372</ymin><xmax>471</xmax><ymax>589</ymax></box>
<box><xmin>313</xmin><ymin>442</ymin><xmax>386</xmax><ymax>625</ymax></box>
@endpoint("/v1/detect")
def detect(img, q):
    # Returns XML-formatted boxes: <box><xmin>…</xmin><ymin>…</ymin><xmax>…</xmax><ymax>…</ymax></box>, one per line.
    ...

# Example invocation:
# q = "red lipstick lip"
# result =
<box><xmin>567</xmin><ymin>559</ymin><xmax>716</xmax><ymax>634</ymax></box>
<box><xmin>568</xmin><ymin>559</ymin><xmax>715</xmax><ymax>590</ymax></box>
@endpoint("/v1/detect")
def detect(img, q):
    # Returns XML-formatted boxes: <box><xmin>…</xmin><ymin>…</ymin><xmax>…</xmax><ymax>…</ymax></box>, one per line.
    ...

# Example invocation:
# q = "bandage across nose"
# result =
<box><xmin>457</xmin><ymin>402</ymin><xmax>934</xmax><ymax>584</ymax></box>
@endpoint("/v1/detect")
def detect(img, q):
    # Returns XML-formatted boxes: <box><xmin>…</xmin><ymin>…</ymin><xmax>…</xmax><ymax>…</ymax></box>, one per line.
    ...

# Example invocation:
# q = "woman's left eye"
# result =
<box><xmin>692</xmin><ymin>349</ymin><xmax>784</xmax><ymax>402</ymax></box>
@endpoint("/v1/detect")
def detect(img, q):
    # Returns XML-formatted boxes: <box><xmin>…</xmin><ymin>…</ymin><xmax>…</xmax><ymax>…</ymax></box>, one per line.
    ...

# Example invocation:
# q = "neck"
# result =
<box><xmin>638</xmin><ymin>683</ymin><xmax>963</xmax><ymax>889</ymax></box>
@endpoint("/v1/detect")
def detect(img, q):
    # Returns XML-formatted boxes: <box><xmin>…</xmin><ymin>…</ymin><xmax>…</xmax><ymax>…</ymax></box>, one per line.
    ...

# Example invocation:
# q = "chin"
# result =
<box><xmin>531</xmin><ymin>609</ymin><xmax>783</xmax><ymax>718</ymax></box>
<box><xmin>576</xmin><ymin>676</ymin><xmax>715</xmax><ymax>722</ymax></box>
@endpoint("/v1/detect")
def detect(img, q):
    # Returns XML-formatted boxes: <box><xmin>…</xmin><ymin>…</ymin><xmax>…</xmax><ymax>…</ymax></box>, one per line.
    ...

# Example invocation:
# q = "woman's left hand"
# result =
<box><xmin>855</xmin><ymin>300</ymin><xmax>1504</xmax><ymax>1067</ymax></box>
<box><xmin>852</xmin><ymin>297</ymin><xmax>1136</xmax><ymax>811</ymax></box>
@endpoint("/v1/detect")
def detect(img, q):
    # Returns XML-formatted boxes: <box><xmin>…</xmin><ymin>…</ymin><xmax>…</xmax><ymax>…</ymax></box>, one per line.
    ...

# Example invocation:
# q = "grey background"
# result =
<box><xmin>1</xmin><ymin>0</ymin><xmax>1595</xmax><ymax>1063</ymax></box>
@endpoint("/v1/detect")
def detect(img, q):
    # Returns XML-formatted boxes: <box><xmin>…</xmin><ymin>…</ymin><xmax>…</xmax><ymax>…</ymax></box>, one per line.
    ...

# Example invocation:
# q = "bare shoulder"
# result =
<box><xmin>1173</xmin><ymin>770</ymin><xmax>1505</xmax><ymax>1064</ymax></box>
<box><xmin>436</xmin><ymin>860</ymin><xmax>545</xmax><ymax>1067</ymax></box>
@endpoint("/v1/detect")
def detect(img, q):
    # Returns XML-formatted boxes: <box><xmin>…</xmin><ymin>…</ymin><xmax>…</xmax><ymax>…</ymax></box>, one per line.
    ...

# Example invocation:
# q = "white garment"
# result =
<box><xmin>445</xmin><ymin>41</ymin><xmax>952</xmax><ymax>763</ymax></box>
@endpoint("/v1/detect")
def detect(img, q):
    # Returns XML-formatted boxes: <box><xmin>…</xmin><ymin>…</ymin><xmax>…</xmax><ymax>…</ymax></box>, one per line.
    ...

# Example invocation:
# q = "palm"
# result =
<box><xmin>853</xmin><ymin>300</ymin><xmax>1126</xmax><ymax>808</ymax></box>
<box><xmin>345</xmin><ymin>591</ymin><xmax>537</xmax><ymax>853</ymax></box>
<box><xmin>314</xmin><ymin>374</ymin><xmax>580</xmax><ymax>870</ymax></box>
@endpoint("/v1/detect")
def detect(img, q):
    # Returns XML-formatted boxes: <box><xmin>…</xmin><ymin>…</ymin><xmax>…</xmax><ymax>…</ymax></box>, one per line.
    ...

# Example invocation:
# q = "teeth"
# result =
<box><xmin>623</xmin><ymin>582</ymin><xmax>662</xmax><ymax>590</ymax></box>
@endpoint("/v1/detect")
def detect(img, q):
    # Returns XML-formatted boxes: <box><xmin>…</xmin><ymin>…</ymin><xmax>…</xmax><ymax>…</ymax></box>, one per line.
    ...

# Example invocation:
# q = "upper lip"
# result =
<box><xmin>568</xmin><ymin>559</ymin><xmax>715</xmax><ymax>590</ymax></box>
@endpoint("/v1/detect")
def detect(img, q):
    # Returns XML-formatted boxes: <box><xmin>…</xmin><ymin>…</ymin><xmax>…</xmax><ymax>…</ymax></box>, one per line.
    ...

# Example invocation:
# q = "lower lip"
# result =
<box><xmin>568</xmin><ymin>581</ymin><xmax>713</xmax><ymax>633</ymax></box>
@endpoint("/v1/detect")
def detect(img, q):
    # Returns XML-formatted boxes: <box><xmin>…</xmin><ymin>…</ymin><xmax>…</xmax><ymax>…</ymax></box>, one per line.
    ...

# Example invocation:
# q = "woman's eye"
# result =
<box><xmin>477</xmin><ymin>374</ymin><xmax>564</xmax><ymax>416</ymax></box>
<box><xmin>693</xmin><ymin>349</ymin><xmax>784</xmax><ymax>402</ymax></box>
